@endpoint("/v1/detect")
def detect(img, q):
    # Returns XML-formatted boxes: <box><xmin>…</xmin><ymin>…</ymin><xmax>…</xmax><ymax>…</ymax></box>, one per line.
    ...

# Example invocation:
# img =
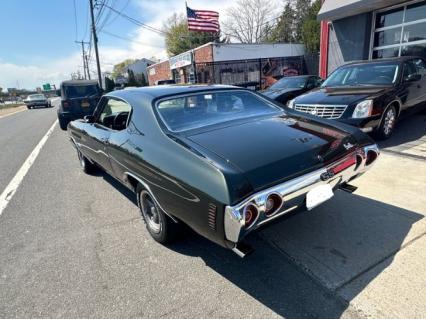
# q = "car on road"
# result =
<box><xmin>68</xmin><ymin>85</ymin><xmax>379</xmax><ymax>256</ymax></box>
<box><xmin>57</xmin><ymin>80</ymin><xmax>102</xmax><ymax>130</ymax></box>
<box><xmin>24</xmin><ymin>94</ymin><xmax>50</xmax><ymax>109</ymax></box>
<box><xmin>287</xmin><ymin>57</ymin><xmax>426</xmax><ymax>139</ymax></box>
<box><xmin>261</xmin><ymin>75</ymin><xmax>323</xmax><ymax>105</ymax></box>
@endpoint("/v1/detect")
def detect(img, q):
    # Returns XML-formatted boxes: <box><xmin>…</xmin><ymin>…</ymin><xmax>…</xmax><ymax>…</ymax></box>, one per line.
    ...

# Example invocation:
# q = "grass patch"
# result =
<box><xmin>0</xmin><ymin>103</ymin><xmax>24</xmax><ymax>110</ymax></box>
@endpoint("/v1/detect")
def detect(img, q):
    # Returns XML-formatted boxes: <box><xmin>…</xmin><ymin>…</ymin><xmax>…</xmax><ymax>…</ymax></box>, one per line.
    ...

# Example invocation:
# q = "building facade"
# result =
<box><xmin>147</xmin><ymin>42</ymin><xmax>307</xmax><ymax>89</ymax></box>
<box><xmin>318</xmin><ymin>0</ymin><xmax>426</xmax><ymax>77</ymax></box>
<box><xmin>126</xmin><ymin>58</ymin><xmax>155</xmax><ymax>83</ymax></box>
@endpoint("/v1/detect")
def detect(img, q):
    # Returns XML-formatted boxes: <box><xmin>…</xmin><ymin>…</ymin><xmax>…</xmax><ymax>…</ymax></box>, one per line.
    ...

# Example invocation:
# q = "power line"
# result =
<box><xmin>101</xmin><ymin>29</ymin><xmax>164</xmax><ymax>48</ymax></box>
<box><xmin>102</xmin><ymin>3</ymin><xmax>166</xmax><ymax>36</ymax></box>
<box><xmin>73</xmin><ymin>0</ymin><xmax>79</xmax><ymax>41</ymax></box>
<box><xmin>102</xmin><ymin>0</ymin><xmax>130</xmax><ymax>28</ymax></box>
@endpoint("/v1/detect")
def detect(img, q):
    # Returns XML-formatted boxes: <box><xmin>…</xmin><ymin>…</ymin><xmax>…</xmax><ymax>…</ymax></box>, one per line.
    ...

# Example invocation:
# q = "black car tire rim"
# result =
<box><xmin>383</xmin><ymin>108</ymin><xmax>396</xmax><ymax>136</ymax></box>
<box><xmin>140</xmin><ymin>190</ymin><xmax>162</xmax><ymax>234</ymax></box>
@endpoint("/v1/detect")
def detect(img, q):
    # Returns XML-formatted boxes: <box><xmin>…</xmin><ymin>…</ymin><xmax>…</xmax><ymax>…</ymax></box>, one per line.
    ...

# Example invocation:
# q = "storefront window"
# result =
<box><xmin>372</xmin><ymin>1</ymin><xmax>426</xmax><ymax>60</ymax></box>
<box><xmin>375</xmin><ymin>8</ymin><xmax>403</xmax><ymax>28</ymax></box>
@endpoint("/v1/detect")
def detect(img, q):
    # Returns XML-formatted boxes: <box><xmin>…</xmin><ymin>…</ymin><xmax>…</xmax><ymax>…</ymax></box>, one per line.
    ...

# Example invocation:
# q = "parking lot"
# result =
<box><xmin>0</xmin><ymin>102</ymin><xmax>425</xmax><ymax>318</ymax></box>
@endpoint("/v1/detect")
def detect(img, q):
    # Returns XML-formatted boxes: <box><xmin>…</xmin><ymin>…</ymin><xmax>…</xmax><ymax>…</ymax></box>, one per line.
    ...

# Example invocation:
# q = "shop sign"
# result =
<box><xmin>170</xmin><ymin>52</ymin><xmax>192</xmax><ymax>69</ymax></box>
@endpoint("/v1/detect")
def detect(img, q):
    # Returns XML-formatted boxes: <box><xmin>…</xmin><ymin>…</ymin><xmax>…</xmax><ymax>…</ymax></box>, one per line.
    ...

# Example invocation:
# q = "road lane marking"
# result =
<box><xmin>0</xmin><ymin>119</ymin><xmax>58</xmax><ymax>216</ymax></box>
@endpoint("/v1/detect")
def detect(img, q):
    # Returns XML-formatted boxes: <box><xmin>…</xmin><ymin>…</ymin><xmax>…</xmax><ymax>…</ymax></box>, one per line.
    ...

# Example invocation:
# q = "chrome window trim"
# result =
<box><xmin>154</xmin><ymin>89</ymin><xmax>284</xmax><ymax>133</ymax></box>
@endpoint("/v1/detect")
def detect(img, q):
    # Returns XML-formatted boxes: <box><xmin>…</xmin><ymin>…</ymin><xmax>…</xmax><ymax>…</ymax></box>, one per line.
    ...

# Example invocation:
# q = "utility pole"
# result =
<box><xmin>85</xmin><ymin>55</ymin><xmax>91</xmax><ymax>80</ymax></box>
<box><xmin>89</xmin><ymin>0</ymin><xmax>102</xmax><ymax>88</ymax></box>
<box><xmin>75</xmin><ymin>41</ymin><xmax>90</xmax><ymax>80</ymax></box>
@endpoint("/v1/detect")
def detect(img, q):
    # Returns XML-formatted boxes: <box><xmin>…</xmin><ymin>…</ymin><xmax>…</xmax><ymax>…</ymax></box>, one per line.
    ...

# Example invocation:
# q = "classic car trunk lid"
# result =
<box><xmin>186</xmin><ymin>115</ymin><xmax>359</xmax><ymax>191</ymax></box>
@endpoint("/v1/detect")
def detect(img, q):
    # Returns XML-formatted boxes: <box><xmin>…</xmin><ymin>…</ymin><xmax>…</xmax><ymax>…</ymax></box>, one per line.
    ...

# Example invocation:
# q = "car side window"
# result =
<box><xmin>96</xmin><ymin>98</ymin><xmax>132</xmax><ymax>131</ymax></box>
<box><xmin>412</xmin><ymin>58</ymin><xmax>426</xmax><ymax>76</ymax></box>
<box><xmin>306</xmin><ymin>77</ymin><xmax>316</xmax><ymax>89</ymax></box>
<box><xmin>403</xmin><ymin>61</ymin><xmax>418</xmax><ymax>80</ymax></box>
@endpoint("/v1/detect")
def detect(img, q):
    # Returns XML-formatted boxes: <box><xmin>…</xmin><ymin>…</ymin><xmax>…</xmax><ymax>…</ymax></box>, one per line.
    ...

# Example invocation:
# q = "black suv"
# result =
<box><xmin>57</xmin><ymin>80</ymin><xmax>102</xmax><ymax>130</ymax></box>
<box><xmin>287</xmin><ymin>57</ymin><xmax>426</xmax><ymax>139</ymax></box>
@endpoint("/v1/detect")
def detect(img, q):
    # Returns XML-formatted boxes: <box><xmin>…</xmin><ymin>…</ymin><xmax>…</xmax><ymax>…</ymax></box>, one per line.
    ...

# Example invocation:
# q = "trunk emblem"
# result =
<box><xmin>343</xmin><ymin>142</ymin><xmax>355</xmax><ymax>150</ymax></box>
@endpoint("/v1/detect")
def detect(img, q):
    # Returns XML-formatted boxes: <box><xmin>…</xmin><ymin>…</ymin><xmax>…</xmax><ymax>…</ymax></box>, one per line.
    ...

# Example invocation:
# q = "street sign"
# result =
<box><xmin>42</xmin><ymin>83</ymin><xmax>51</xmax><ymax>91</ymax></box>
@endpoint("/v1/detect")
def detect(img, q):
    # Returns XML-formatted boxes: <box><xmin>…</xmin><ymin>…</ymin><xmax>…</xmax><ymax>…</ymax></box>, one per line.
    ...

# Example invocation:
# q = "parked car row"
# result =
<box><xmin>262</xmin><ymin>56</ymin><xmax>426</xmax><ymax>140</ymax></box>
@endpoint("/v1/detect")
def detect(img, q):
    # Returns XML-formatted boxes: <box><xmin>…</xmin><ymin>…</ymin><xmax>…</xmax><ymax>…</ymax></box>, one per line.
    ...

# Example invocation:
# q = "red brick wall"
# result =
<box><xmin>147</xmin><ymin>60</ymin><xmax>171</xmax><ymax>85</ymax></box>
<box><xmin>194</xmin><ymin>44</ymin><xmax>213</xmax><ymax>63</ymax></box>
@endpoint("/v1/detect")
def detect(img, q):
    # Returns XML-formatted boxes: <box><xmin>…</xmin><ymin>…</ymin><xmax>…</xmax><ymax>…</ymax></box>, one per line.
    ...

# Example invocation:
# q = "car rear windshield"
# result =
<box><xmin>29</xmin><ymin>94</ymin><xmax>45</xmax><ymax>100</ymax></box>
<box><xmin>321</xmin><ymin>62</ymin><xmax>400</xmax><ymax>87</ymax></box>
<box><xmin>156</xmin><ymin>90</ymin><xmax>282</xmax><ymax>132</ymax></box>
<box><xmin>64</xmin><ymin>85</ymin><xmax>100</xmax><ymax>98</ymax></box>
<box><xmin>269</xmin><ymin>77</ymin><xmax>307</xmax><ymax>90</ymax></box>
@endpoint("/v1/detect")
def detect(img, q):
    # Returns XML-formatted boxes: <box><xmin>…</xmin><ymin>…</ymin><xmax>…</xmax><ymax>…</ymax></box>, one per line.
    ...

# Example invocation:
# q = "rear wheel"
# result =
<box><xmin>375</xmin><ymin>105</ymin><xmax>397</xmax><ymax>140</ymax></box>
<box><xmin>137</xmin><ymin>184</ymin><xmax>180</xmax><ymax>244</ymax></box>
<box><xmin>58</xmin><ymin>117</ymin><xmax>69</xmax><ymax>130</ymax></box>
<box><xmin>77</xmin><ymin>150</ymin><xmax>96</xmax><ymax>174</ymax></box>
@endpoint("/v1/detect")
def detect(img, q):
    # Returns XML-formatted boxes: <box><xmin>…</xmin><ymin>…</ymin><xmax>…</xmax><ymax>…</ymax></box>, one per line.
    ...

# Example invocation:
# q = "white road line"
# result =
<box><xmin>0</xmin><ymin>119</ymin><xmax>58</xmax><ymax>216</ymax></box>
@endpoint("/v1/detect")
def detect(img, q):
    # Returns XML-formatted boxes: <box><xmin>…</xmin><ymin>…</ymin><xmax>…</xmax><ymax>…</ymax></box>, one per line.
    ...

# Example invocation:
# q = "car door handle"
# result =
<box><xmin>101</xmin><ymin>138</ymin><xmax>109</xmax><ymax>145</ymax></box>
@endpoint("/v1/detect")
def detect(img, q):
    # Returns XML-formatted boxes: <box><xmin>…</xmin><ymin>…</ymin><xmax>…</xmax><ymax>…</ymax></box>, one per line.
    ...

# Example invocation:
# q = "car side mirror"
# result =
<box><xmin>404</xmin><ymin>73</ymin><xmax>421</xmax><ymax>82</ymax></box>
<box><xmin>84</xmin><ymin>115</ymin><xmax>94</xmax><ymax>123</ymax></box>
<box><xmin>306</xmin><ymin>83</ymin><xmax>315</xmax><ymax>90</ymax></box>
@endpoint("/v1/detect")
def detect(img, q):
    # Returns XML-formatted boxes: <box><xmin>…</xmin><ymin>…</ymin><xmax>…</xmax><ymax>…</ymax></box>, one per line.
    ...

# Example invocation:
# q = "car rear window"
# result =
<box><xmin>156</xmin><ymin>90</ymin><xmax>282</xmax><ymax>132</ymax></box>
<box><xmin>29</xmin><ymin>94</ymin><xmax>45</xmax><ymax>100</ymax></box>
<box><xmin>64</xmin><ymin>85</ymin><xmax>100</xmax><ymax>98</ymax></box>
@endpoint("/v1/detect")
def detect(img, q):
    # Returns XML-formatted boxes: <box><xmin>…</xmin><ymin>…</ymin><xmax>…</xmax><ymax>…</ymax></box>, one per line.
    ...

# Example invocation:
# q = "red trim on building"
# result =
<box><xmin>319</xmin><ymin>20</ymin><xmax>330</xmax><ymax>79</ymax></box>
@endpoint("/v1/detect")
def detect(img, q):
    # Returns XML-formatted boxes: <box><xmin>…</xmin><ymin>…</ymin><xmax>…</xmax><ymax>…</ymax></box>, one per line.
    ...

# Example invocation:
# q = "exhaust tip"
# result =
<box><xmin>232</xmin><ymin>242</ymin><xmax>254</xmax><ymax>258</ymax></box>
<box><xmin>366</xmin><ymin>150</ymin><xmax>378</xmax><ymax>166</ymax></box>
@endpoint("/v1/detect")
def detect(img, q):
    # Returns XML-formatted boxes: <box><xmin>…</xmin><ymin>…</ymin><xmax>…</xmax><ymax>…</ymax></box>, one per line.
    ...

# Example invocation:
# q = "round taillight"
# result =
<box><xmin>265</xmin><ymin>193</ymin><xmax>283</xmax><ymax>217</ymax></box>
<box><xmin>243</xmin><ymin>204</ymin><xmax>258</xmax><ymax>229</ymax></box>
<box><xmin>366</xmin><ymin>150</ymin><xmax>378</xmax><ymax>166</ymax></box>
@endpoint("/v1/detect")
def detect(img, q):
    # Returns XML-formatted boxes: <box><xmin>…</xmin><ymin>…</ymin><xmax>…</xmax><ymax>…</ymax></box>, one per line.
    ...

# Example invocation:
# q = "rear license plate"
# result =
<box><xmin>81</xmin><ymin>101</ymin><xmax>90</xmax><ymax>107</ymax></box>
<box><xmin>306</xmin><ymin>184</ymin><xmax>334</xmax><ymax>210</ymax></box>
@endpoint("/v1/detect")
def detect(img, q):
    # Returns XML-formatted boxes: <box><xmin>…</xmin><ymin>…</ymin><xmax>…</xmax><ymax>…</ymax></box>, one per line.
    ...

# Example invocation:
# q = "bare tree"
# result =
<box><xmin>223</xmin><ymin>0</ymin><xmax>277</xmax><ymax>43</ymax></box>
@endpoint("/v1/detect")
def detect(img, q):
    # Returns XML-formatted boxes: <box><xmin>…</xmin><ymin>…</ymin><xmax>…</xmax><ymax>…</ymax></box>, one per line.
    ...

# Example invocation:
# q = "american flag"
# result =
<box><xmin>186</xmin><ymin>6</ymin><xmax>220</xmax><ymax>33</ymax></box>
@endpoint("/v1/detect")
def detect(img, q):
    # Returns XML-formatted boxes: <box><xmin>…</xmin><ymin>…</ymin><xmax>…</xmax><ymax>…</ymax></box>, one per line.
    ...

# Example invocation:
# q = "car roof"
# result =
<box><xmin>344</xmin><ymin>56</ymin><xmax>424</xmax><ymax>67</ymax></box>
<box><xmin>60</xmin><ymin>80</ymin><xmax>99</xmax><ymax>87</ymax></box>
<box><xmin>106</xmin><ymin>84</ymin><xmax>243</xmax><ymax>100</ymax></box>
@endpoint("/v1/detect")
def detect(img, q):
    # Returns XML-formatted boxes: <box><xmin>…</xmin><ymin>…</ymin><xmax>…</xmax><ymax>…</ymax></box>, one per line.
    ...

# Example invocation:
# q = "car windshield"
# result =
<box><xmin>64</xmin><ymin>85</ymin><xmax>99</xmax><ymax>98</ymax></box>
<box><xmin>322</xmin><ymin>62</ymin><xmax>400</xmax><ymax>87</ymax></box>
<box><xmin>269</xmin><ymin>77</ymin><xmax>307</xmax><ymax>90</ymax></box>
<box><xmin>29</xmin><ymin>94</ymin><xmax>45</xmax><ymax>100</ymax></box>
<box><xmin>156</xmin><ymin>90</ymin><xmax>282</xmax><ymax>132</ymax></box>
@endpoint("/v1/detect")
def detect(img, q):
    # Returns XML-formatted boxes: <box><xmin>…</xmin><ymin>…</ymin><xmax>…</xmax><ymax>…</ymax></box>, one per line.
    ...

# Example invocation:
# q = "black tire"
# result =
<box><xmin>137</xmin><ymin>184</ymin><xmax>180</xmax><ymax>244</ymax></box>
<box><xmin>77</xmin><ymin>150</ymin><xmax>96</xmax><ymax>174</ymax></box>
<box><xmin>27</xmin><ymin>106</ymin><xmax>32</xmax><ymax>109</ymax></box>
<box><xmin>375</xmin><ymin>105</ymin><xmax>397</xmax><ymax>140</ymax></box>
<box><xmin>58</xmin><ymin>117</ymin><xmax>69</xmax><ymax>130</ymax></box>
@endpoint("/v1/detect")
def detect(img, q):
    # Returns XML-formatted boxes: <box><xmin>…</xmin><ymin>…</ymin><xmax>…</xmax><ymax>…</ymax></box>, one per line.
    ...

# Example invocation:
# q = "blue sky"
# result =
<box><xmin>0</xmin><ymin>0</ymin><xmax>231</xmax><ymax>90</ymax></box>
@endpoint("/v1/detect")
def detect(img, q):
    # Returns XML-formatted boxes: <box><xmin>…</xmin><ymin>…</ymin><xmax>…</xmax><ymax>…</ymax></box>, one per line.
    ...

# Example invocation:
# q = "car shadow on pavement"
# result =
<box><xmin>95</xmin><ymin>167</ymin><xmax>423</xmax><ymax>318</ymax></box>
<box><xmin>167</xmin><ymin>192</ymin><xmax>423</xmax><ymax>319</ymax></box>
<box><xmin>376</xmin><ymin>112</ymin><xmax>426</xmax><ymax>151</ymax></box>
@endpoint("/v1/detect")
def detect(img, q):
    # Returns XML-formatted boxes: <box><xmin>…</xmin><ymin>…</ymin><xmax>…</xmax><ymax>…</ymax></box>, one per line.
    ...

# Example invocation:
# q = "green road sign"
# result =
<box><xmin>42</xmin><ymin>83</ymin><xmax>51</xmax><ymax>91</ymax></box>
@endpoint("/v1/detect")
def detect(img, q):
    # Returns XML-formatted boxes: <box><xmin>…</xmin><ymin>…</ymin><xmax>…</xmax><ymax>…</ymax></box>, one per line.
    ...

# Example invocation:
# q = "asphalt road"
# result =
<box><xmin>0</xmin><ymin>101</ymin><xmax>359</xmax><ymax>318</ymax></box>
<box><xmin>0</xmin><ymin>103</ymin><xmax>424</xmax><ymax>318</ymax></box>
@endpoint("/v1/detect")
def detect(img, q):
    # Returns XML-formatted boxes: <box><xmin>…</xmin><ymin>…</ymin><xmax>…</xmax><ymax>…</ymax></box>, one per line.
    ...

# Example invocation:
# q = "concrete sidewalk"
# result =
<box><xmin>260</xmin><ymin>152</ymin><xmax>426</xmax><ymax>318</ymax></box>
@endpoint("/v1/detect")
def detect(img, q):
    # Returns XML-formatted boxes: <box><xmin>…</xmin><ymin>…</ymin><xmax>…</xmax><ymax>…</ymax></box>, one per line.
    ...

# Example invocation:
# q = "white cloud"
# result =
<box><xmin>0</xmin><ymin>0</ymin><xmax>233</xmax><ymax>90</ymax></box>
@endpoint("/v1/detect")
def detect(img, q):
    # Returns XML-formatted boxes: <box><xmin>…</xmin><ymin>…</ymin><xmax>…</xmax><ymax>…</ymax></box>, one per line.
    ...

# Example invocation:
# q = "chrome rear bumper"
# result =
<box><xmin>224</xmin><ymin>144</ymin><xmax>380</xmax><ymax>244</ymax></box>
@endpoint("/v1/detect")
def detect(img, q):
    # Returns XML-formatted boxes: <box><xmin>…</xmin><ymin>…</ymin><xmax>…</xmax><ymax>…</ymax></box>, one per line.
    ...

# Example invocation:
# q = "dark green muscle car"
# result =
<box><xmin>68</xmin><ymin>85</ymin><xmax>379</xmax><ymax>257</ymax></box>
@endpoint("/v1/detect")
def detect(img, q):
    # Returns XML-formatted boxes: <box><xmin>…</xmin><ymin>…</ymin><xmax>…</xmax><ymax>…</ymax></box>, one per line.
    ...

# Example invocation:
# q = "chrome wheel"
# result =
<box><xmin>383</xmin><ymin>108</ymin><xmax>396</xmax><ymax>136</ymax></box>
<box><xmin>140</xmin><ymin>190</ymin><xmax>161</xmax><ymax>234</ymax></box>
